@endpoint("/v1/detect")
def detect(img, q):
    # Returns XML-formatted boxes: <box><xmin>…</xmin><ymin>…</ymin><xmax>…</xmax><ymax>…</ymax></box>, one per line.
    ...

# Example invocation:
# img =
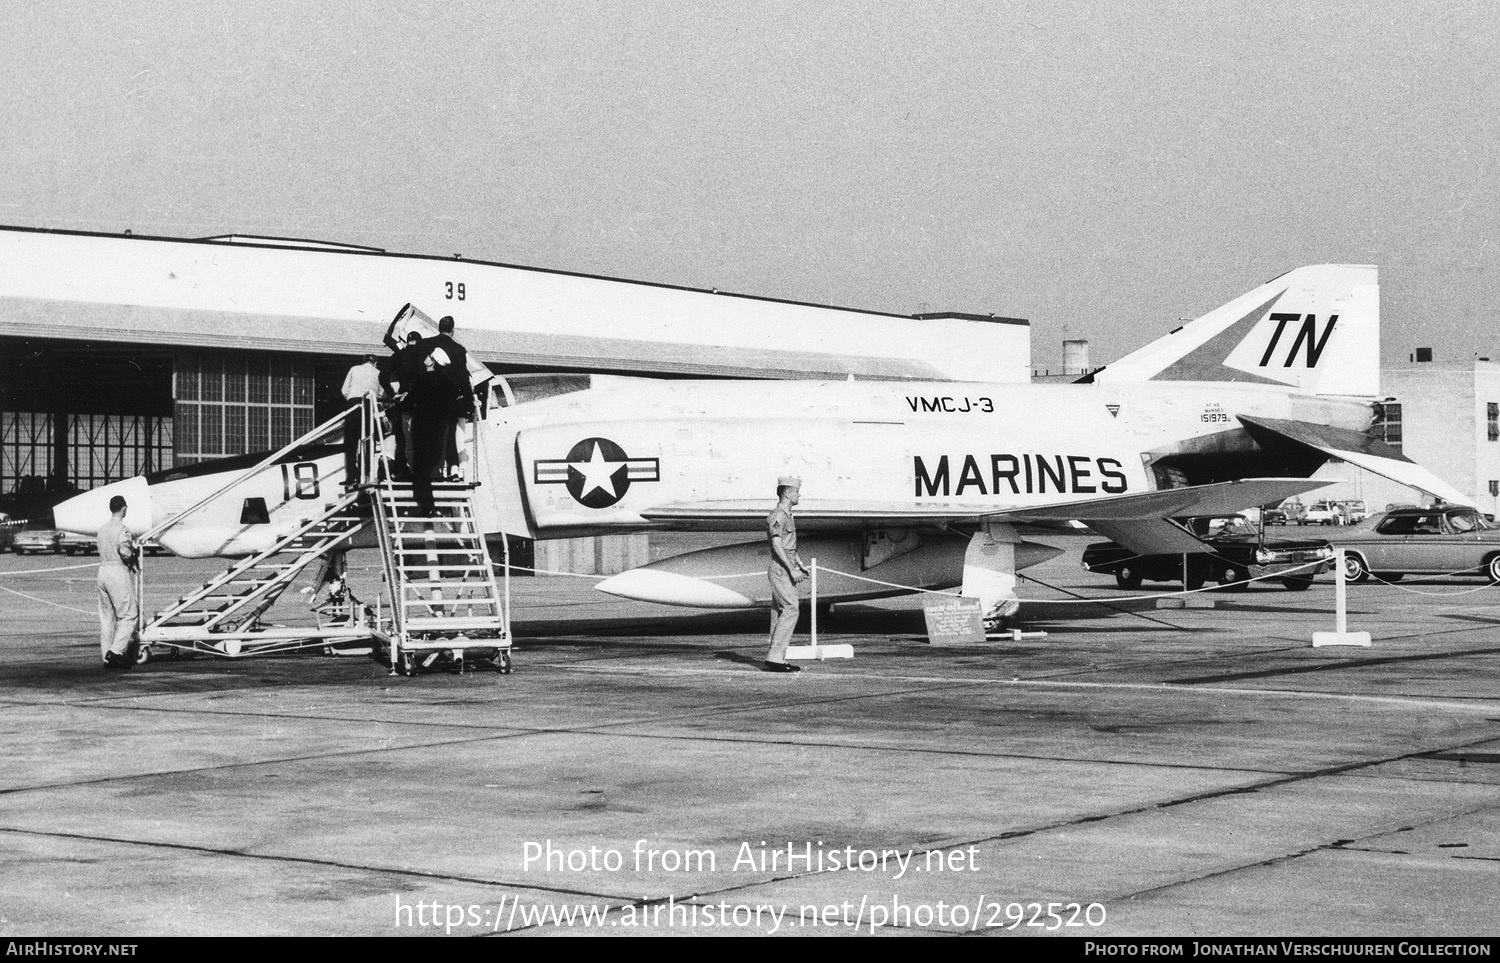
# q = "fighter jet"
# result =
<box><xmin>55</xmin><ymin>264</ymin><xmax>1464</xmax><ymax>626</ymax></box>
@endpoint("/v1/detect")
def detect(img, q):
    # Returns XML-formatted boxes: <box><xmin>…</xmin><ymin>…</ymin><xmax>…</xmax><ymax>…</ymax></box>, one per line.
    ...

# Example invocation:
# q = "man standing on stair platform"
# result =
<box><xmin>381</xmin><ymin>328</ymin><xmax>426</xmax><ymax>480</ymax></box>
<box><xmin>340</xmin><ymin>354</ymin><xmax>382</xmax><ymax>487</ymax></box>
<box><xmin>408</xmin><ymin>316</ymin><xmax>471</xmax><ymax>516</ymax></box>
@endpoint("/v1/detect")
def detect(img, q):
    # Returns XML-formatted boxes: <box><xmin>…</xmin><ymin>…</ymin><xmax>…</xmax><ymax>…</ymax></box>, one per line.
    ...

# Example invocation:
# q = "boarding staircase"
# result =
<box><xmin>134</xmin><ymin>395</ymin><xmax>511</xmax><ymax>673</ymax></box>
<box><xmin>368</xmin><ymin>479</ymin><xmax>510</xmax><ymax>674</ymax></box>
<box><xmin>142</xmin><ymin>487</ymin><xmax>371</xmax><ymax>652</ymax></box>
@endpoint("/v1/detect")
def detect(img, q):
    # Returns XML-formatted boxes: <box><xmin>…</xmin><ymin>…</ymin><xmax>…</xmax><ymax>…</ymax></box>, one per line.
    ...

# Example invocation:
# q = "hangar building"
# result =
<box><xmin>0</xmin><ymin>225</ymin><xmax>1030</xmax><ymax>570</ymax></box>
<box><xmin>0</xmin><ymin>225</ymin><xmax>1031</xmax><ymax>497</ymax></box>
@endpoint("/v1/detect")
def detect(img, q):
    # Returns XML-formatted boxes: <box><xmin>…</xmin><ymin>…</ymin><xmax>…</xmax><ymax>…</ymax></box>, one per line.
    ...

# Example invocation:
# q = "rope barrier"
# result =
<box><xmin>0</xmin><ymin>584</ymin><xmax>95</xmax><ymax>616</ymax></box>
<box><xmin>814</xmin><ymin>559</ymin><xmax>1329</xmax><ymax>605</ymax></box>
<box><xmin>498</xmin><ymin>563</ymin><xmax>764</xmax><ymax>582</ymax></box>
<box><xmin>804</xmin><ymin>565</ymin><xmax>961</xmax><ymax>598</ymax></box>
<box><xmin>0</xmin><ymin>562</ymin><xmax>99</xmax><ymax>576</ymax></box>
<box><xmin>1355</xmin><ymin>571</ymin><xmax>1500</xmax><ymax>597</ymax></box>
<box><xmin>4</xmin><ymin>555</ymin><xmax>1494</xmax><ymax>624</ymax></box>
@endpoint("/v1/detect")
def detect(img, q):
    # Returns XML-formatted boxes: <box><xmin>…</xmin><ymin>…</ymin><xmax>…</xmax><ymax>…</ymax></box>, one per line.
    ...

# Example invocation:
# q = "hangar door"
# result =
<box><xmin>1</xmin><ymin>412</ymin><xmax>173</xmax><ymax>492</ymax></box>
<box><xmin>0</xmin><ymin>339</ymin><xmax>174</xmax><ymax>499</ymax></box>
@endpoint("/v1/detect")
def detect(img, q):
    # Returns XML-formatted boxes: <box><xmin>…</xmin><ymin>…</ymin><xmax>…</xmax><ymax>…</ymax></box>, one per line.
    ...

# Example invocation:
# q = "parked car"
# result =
<box><xmin>12</xmin><ymin>528</ymin><xmax>62</xmax><ymax>555</ymax></box>
<box><xmin>1262</xmin><ymin>507</ymin><xmax>1289</xmax><ymax>526</ymax></box>
<box><xmin>1300</xmin><ymin>500</ymin><xmax>1341</xmax><ymax>525</ymax></box>
<box><xmin>1338</xmin><ymin>500</ymin><xmax>1368</xmax><ymax>525</ymax></box>
<box><xmin>1082</xmin><ymin>515</ymin><xmax>1335</xmax><ymax>591</ymax></box>
<box><xmin>1327</xmin><ymin>506</ymin><xmax>1500</xmax><ymax>583</ymax></box>
<box><xmin>58</xmin><ymin>532</ymin><xmax>98</xmax><ymax>555</ymax></box>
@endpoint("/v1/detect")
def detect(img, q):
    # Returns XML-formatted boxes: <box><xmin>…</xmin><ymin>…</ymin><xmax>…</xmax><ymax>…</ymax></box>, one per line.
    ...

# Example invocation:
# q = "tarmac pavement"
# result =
<box><xmin>0</xmin><ymin>544</ymin><xmax>1497</xmax><ymax>936</ymax></box>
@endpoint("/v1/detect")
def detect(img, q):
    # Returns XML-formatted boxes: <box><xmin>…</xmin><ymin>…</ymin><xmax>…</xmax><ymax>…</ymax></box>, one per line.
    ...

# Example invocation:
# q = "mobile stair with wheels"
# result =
<box><xmin>141</xmin><ymin>486</ymin><xmax>374</xmax><ymax>656</ymax></box>
<box><xmin>368</xmin><ymin>479</ymin><xmax>511</xmax><ymax>675</ymax></box>
<box><xmin>131</xmin><ymin>397</ymin><xmax>512</xmax><ymax>674</ymax></box>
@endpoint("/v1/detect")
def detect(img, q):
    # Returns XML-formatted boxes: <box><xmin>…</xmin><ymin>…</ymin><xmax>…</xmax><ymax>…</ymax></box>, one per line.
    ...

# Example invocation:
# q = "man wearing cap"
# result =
<box><xmin>96</xmin><ymin>495</ymin><xmax>140</xmax><ymax>670</ymax></box>
<box><xmin>764</xmin><ymin>475</ymin><xmax>809</xmax><ymax>673</ymax></box>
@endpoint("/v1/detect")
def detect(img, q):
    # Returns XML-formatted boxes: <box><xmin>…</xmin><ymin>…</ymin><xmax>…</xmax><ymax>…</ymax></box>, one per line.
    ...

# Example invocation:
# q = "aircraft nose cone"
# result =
<box><xmin>53</xmin><ymin>477</ymin><xmax>151</xmax><ymax>536</ymax></box>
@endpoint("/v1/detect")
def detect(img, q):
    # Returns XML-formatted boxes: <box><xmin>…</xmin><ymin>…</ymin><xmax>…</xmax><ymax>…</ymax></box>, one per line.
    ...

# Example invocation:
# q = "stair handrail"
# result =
<box><xmin>134</xmin><ymin>404</ymin><xmax>358</xmax><ymax>642</ymax></box>
<box><xmin>465</xmin><ymin>391</ymin><xmax>510</xmax><ymax>639</ymax></box>
<box><xmin>364</xmin><ymin>397</ymin><xmax>407</xmax><ymax>669</ymax></box>
<box><xmin>160</xmin><ymin>490</ymin><xmax>370</xmax><ymax>631</ymax></box>
<box><xmin>137</xmin><ymin>404</ymin><xmax>357</xmax><ymax>547</ymax></box>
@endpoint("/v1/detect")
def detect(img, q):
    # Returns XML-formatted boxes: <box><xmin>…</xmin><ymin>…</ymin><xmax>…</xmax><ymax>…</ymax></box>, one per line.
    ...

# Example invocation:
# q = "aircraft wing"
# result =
<box><xmin>640</xmin><ymin>500</ymin><xmax>1012</xmax><ymax>531</ymax></box>
<box><xmin>641</xmin><ymin>477</ymin><xmax>1331</xmax><ymax>555</ymax></box>
<box><xmin>1238</xmin><ymin>416</ymin><xmax>1476</xmax><ymax>508</ymax></box>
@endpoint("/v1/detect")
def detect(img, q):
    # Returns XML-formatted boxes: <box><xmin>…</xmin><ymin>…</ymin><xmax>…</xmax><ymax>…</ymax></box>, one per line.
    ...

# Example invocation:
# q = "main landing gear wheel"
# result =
<box><xmin>1115</xmin><ymin>566</ymin><xmax>1142</xmax><ymax>590</ymax></box>
<box><xmin>1341</xmin><ymin>553</ymin><xmax>1371</xmax><ymax>584</ymax></box>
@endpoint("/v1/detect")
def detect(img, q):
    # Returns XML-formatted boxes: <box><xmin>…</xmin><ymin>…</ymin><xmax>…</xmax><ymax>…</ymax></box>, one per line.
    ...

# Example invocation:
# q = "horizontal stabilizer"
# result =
<box><xmin>1086</xmin><ymin>518</ymin><xmax>1205</xmax><ymax>555</ymax></box>
<box><xmin>992</xmin><ymin>477</ymin><xmax>1331</xmax><ymax>555</ymax></box>
<box><xmin>988</xmin><ymin>478</ymin><xmax>1331</xmax><ymax>523</ymax></box>
<box><xmin>1239</xmin><ymin>416</ymin><xmax>1475</xmax><ymax>508</ymax></box>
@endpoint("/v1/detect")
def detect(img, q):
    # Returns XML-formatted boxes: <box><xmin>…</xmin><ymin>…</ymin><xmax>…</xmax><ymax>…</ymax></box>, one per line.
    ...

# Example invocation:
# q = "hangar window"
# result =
<box><xmin>175</xmin><ymin>351</ymin><xmax>314</xmax><ymax>466</ymax></box>
<box><xmin>1488</xmin><ymin>403</ymin><xmax>1498</xmax><ymax>442</ymax></box>
<box><xmin>1374</xmin><ymin>402</ymin><xmax>1402</xmax><ymax>451</ymax></box>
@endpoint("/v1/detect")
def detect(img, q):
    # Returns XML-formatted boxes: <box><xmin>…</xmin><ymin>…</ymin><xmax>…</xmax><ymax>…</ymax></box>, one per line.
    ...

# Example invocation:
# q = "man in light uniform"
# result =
<box><xmin>340</xmin><ymin>354</ymin><xmax>383</xmax><ymax>486</ymax></box>
<box><xmin>764</xmin><ymin>475</ymin><xmax>809</xmax><ymax>673</ymax></box>
<box><xmin>96</xmin><ymin>495</ymin><xmax>140</xmax><ymax>669</ymax></box>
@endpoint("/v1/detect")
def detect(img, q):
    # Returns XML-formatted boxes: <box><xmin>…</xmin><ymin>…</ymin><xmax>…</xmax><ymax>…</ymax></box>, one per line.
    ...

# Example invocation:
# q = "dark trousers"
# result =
<box><xmin>342</xmin><ymin>408</ymin><xmax>363</xmax><ymax>485</ymax></box>
<box><xmin>411</xmin><ymin>406</ymin><xmax>449</xmax><ymax>515</ymax></box>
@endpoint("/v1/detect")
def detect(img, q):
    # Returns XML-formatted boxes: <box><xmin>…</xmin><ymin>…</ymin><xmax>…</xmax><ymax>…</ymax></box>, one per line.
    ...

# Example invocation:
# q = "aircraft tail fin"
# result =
<box><xmin>1087</xmin><ymin>264</ymin><xmax>1379</xmax><ymax>397</ymax></box>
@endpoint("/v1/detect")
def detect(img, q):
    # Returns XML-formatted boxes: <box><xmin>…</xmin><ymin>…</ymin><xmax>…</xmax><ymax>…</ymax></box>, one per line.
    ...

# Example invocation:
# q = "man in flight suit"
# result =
<box><xmin>764</xmin><ymin>475</ymin><xmax>809</xmax><ymax>673</ymax></box>
<box><xmin>96</xmin><ymin>495</ymin><xmax>140</xmax><ymax>670</ymax></box>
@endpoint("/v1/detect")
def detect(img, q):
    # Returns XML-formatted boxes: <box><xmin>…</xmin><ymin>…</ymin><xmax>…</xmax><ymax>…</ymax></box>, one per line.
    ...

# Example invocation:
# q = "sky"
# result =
<box><xmin>3</xmin><ymin>0</ymin><xmax>1498</xmax><ymax>368</ymax></box>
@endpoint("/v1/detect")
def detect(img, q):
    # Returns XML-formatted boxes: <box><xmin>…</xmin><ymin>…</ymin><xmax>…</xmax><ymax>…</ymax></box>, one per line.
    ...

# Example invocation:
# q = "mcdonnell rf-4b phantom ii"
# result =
<box><xmin>55</xmin><ymin>264</ymin><xmax>1469</xmax><ymax>634</ymax></box>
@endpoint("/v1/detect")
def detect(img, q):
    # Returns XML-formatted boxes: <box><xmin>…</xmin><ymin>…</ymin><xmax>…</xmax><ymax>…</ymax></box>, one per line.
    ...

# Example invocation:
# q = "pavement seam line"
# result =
<box><xmin>0</xmin><ymin>826</ymin><xmax>641</xmax><ymax>902</ymax></box>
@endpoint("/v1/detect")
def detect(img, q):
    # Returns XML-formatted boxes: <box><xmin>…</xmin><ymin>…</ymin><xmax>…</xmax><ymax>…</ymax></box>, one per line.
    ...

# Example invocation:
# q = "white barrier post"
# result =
<box><xmin>786</xmin><ymin>557</ymin><xmax>854</xmax><ymax>662</ymax></box>
<box><xmin>810</xmin><ymin>558</ymin><xmax>818</xmax><ymax>648</ymax></box>
<box><xmin>1313</xmin><ymin>548</ymin><xmax>1371</xmax><ymax>647</ymax></box>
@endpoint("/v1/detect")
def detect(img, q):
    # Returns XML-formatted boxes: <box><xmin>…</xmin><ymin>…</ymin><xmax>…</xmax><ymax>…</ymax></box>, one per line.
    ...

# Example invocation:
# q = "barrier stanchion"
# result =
<box><xmin>1313</xmin><ymin>547</ymin><xmax>1371</xmax><ymax>647</ymax></box>
<box><xmin>786</xmin><ymin>558</ymin><xmax>853</xmax><ymax>662</ymax></box>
